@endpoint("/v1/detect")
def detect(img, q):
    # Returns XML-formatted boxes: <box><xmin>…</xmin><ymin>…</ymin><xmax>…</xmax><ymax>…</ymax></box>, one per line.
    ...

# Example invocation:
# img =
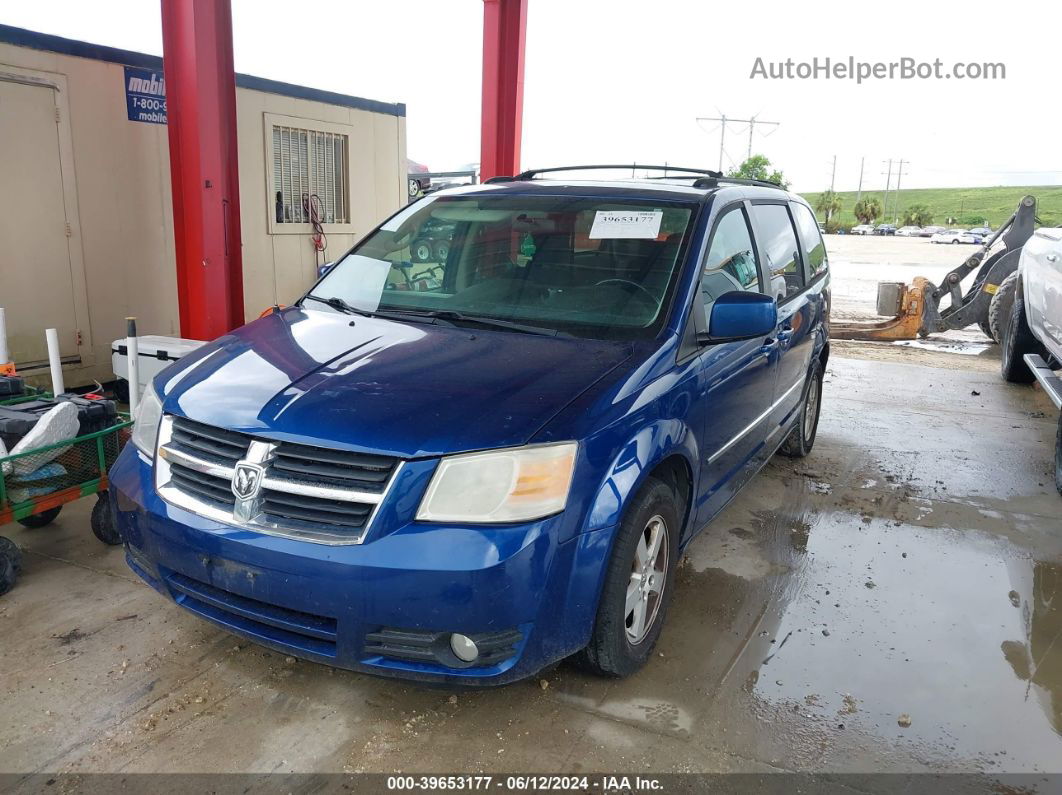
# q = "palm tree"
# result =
<box><xmin>902</xmin><ymin>204</ymin><xmax>933</xmax><ymax>227</ymax></box>
<box><xmin>853</xmin><ymin>197</ymin><xmax>882</xmax><ymax>225</ymax></box>
<box><xmin>815</xmin><ymin>190</ymin><xmax>842</xmax><ymax>226</ymax></box>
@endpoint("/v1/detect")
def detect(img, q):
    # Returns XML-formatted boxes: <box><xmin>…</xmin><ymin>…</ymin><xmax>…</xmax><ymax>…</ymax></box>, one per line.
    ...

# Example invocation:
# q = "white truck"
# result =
<box><xmin>995</xmin><ymin>227</ymin><xmax>1062</xmax><ymax>494</ymax></box>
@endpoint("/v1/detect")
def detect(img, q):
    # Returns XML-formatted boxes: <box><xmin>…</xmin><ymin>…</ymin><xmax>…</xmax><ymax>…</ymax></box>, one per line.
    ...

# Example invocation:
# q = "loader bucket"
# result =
<box><xmin>829</xmin><ymin>277</ymin><xmax>930</xmax><ymax>342</ymax></box>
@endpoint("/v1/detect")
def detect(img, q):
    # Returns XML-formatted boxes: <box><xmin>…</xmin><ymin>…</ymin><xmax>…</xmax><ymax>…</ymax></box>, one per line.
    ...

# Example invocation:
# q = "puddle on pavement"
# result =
<box><xmin>893</xmin><ymin>338</ymin><xmax>992</xmax><ymax>356</ymax></box>
<box><xmin>734</xmin><ymin>508</ymin><xmax>1062</xmax><ymax>770</ymax></box>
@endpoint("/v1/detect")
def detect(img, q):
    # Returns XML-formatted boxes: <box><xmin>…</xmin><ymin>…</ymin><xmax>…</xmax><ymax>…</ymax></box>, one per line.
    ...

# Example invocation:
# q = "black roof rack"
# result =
<box><xmin>691</xmin><ymin>176</ymin><xmax>784</xmax><ymax>190</ymax></box>
<box><xmin>509</xmin><ymin>164</ymin><xmax>724</xmax><ymax>181</ymax></box>
<box><xmin>484</xmin><ymin>165</ymin><xmax>784</xmax><ymax>191</ymax></box>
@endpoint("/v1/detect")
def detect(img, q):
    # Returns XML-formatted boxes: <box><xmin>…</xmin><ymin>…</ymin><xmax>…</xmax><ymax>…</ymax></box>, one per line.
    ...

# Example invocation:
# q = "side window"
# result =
<box><xmin>751</xmin><ymin>203</ymin><xmax>805</xmax><ymax>301</ymax></box>
<box><xmin>701</xmin><ymin>207</ymin><xmax>761</xmax><ymax>324</ymax></box>
<box><xmin>792</xmin><ymin>203</ymin><xmax>828</xmax><ymax>278</ymax></box>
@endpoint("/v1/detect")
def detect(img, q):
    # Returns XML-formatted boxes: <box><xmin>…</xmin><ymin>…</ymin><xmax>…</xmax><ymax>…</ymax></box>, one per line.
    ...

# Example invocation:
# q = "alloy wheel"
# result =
<box><xmin>625</xmin><ymin>514</ymin><xmax>668</xmax><ymax>644</ymax></box>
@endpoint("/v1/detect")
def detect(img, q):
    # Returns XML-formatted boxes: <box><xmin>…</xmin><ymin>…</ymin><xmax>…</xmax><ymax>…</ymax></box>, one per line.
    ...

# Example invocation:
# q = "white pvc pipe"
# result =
<box><xmin>0</xmin><ymin>308</ymin><xmax>9</xmax><ymax>364</ymax></box>
<box><xmin>126</xmin><ymin>317</ymin><xmax>140</xmax><ymax>414</ymax></box>
<box><xmin>45</xmin><ymin>328</ymin><xmax>65</xmax><ymax>396</ymax></box>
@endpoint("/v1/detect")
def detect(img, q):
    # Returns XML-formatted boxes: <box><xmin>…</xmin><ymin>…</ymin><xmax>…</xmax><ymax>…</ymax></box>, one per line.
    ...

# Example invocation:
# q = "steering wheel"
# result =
<box><xmin>594</xmin><ymin>278</ymin><xmax>657</xmax><ymax>304</ymax></box>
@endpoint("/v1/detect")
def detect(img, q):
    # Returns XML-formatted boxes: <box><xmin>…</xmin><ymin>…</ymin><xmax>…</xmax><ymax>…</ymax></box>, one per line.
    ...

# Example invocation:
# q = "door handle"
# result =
<box><xmin>1047</xmin><ymin>253</ymin><xmax>1059</xmax><ymax>263</ymax></box>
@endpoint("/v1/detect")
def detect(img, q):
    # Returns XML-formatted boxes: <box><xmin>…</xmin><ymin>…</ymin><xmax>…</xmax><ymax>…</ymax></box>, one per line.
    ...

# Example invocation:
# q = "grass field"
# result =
<box><xmin>799</xmin><ymin>185</ymin><xmax>1062</xmax><ymax>229</ymax></box>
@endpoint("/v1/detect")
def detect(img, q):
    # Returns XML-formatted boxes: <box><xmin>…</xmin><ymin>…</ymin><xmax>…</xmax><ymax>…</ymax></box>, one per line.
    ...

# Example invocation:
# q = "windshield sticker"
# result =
<box><xmin>589</xmin><ymin>210</ymin><xmax>663</xmax><ymax>239</ymax></box>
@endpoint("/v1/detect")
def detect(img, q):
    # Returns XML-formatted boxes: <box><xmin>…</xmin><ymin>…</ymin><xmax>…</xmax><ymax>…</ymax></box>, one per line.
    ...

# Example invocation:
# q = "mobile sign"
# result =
<box><xmin>124</xmin><ymin>65</ymin><xmax>167</xmax><ymax>124</ymax></box>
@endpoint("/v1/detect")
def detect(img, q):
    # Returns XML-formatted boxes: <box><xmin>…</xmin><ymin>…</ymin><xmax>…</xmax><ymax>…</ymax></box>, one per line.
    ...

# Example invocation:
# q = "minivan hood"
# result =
<box><xmin>159</xmin><ymin>308</ymin><xmax>633</xmax><ymax>458</ymax></box>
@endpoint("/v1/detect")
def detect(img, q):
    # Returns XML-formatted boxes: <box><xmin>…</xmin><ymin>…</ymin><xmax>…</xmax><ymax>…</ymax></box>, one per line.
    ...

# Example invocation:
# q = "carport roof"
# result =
<box><xmin>0</xmin><ymin>22</ymin><xmax>406</xmax><ymax>118</ymax></box>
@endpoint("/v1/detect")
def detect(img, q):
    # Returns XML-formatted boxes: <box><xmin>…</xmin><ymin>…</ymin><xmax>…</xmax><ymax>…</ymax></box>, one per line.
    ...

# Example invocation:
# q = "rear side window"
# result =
<box><xmin>751</xmin><ymin>203</ymin><xmax>805</xmax><ymax>301</ymax></box>
<box><xmin>700</xmin><ymin>206</ymin><xmax>761</xmax><ymax>323</ymax></box>
<box><xmin>792</xmin><ymin>203</ymin><xmax>828</xmax><ymax>278</ymax></box>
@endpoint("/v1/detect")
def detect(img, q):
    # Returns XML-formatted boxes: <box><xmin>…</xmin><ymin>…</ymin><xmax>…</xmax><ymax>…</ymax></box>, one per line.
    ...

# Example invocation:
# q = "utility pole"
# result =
<box><xmin>855</xmin><ymin>157</ymin><xmax>864</xmax><ymax>205</ymax></box>
<box><xmin>718</xmin><ymin>114</ymin><xmax>726</xmax><ymax>172</ymax></box>
<box><xmin>881</xmin><ymin>159</ymin><xmax>893</xmax><ymax>224</ymax></box>
<box><xmin>893</xmin><ymin>159</ymin><xmax>908</xmax><ymax>223</ymax></box>
<box><xmin>830</xmin><ymin>155</ymin><xmax>837</xmax><ymax>192</ymax></box>
<box><xmin>696</xmin><ymin>113</ymin><xmax>780</xmax><ymax>172</ymax></box>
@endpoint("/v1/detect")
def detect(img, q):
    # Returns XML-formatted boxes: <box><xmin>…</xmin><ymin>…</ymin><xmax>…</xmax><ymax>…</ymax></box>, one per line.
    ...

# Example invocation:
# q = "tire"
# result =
<box><xmin>1055</xmin><ymin>413</ymin><xmax>1062</xmax><ymax>497</ymax></box>
<box><xmin>978</xmin><ymin>319</ymin><xmax>996</xmax><ymax>343</ymax></box>
<box><xmin>779</xmin><ymin>359</ymin><xmax>824</xmax><ymax>458</ymax></box>
<box><xmin>17</xmin><ymin>506</ymin><xmax>62</xmax><ymax>529</ymax></box>
<box><xmin>0</xmin><ymin>537</ymin><xmax>21</xmax><ymax>597</ymax></box>
<box><xmin>91</xmin><ymin>494</ymin><xmax>122</xmax><ymax>546</ymax></box>
<box><xmin>410</xmin><ymin>238</ymin><xmax>432</xmax><ymax>263</ymax></box>
<box><xmin>113</xmin><ymin>378</ymin><xmax>130</xmax><ymax>404</ymax></box>
<box><xmin>988</xmin><ymin>271</ymin><xmax>1020</xmax><ymax>345</ymax></box>
<box><xmin>951</xmin><ymin>239</ymin><xmax>960</xmax><ymax>245</ymax></box>
<box><xmin>575</xmin><ymin>477</ymin><xmax>681</xmax><ymax>677</ymax></box>
<box><xmin>432</xmin><ymin>240</ymin><xmax>450</xmax><ymax>262</ymax></box>
<box><xmin>408</xmin><ymin>178</ymin><xmax>421</xmax><ymax>198</ymax></box>
<box><xmin>999</xmin><ymin>287</ymin><xmax>1041</xmax><ymax>383</ymax></box>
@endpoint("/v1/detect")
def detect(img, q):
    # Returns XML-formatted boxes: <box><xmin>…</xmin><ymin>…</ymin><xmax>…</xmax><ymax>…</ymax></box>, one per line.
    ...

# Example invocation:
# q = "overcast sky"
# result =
<box><xmin>3</xmin><ymin>0</ymin><xmax>1060</xmax><ymax>192</ymax></box>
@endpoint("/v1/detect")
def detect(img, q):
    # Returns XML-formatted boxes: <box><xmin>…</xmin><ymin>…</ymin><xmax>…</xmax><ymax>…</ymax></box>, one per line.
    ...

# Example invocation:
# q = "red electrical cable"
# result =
<box><xmin>302</xmin><ymin>193</ymin><xmax>327</xmax><ymax>264</ymax></box>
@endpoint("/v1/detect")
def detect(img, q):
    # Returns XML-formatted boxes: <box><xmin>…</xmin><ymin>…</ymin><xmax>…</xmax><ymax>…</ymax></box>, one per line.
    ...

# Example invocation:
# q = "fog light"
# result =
<box><xmin>450</xmin><ymin>633</ymin><xmax>479</xmax><ymax>662</ymax></box>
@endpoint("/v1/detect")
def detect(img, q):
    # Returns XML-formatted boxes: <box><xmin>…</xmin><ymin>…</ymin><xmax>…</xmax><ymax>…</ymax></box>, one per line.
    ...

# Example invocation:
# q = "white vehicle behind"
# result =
<box><xmin>995</xmin><ymin>227</ymin><xmax>1062</xmax><ymax>494</ymax></box>
<box><xmin>851</xmin><ymin>224</ymin><xmax>875</xmax><ymax>235</ymax></box>
<box><xmin>896</xmin><ymin>226</ymin><xmax>922</xmax><ymax>237</ymax></box>
<box><xmin>932</xmin><ymin>229</ymin><xmax>983</xmax><ymax>245</ymax></box>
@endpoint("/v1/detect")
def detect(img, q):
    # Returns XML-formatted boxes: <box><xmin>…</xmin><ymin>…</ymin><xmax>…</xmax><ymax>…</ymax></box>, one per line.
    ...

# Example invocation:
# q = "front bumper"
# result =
<box><xmin>110</xmin><ymin>445</ymin><xmax>612</xmax><ymax>685</ymax></box>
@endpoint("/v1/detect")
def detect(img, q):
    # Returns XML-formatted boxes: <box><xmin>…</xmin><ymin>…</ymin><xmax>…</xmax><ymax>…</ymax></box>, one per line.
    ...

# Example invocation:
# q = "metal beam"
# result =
<box><xmin>161</xmin><ymin>0</ymin><xmax>244</xmax><ymax>340</ymax></box>
<box><xmin>479</xmin><ymin>0</ymin><xmax>527</xmax><ymax>181</ymax></box>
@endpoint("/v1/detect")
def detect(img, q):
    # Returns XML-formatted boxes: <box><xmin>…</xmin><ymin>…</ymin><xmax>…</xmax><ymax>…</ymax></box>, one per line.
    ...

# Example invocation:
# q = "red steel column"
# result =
<box><xmin>161</xmin><ymin>0</ymin><xmax>244</xmax><ymax>339</ymax></box>
<box><xmin>479</xmin><ymin>0</ymin><xmax>528</xmax><ymax>181</ymax></box>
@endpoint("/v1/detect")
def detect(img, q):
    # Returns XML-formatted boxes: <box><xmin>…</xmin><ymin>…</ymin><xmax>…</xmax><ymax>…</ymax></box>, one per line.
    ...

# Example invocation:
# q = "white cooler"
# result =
<box><xmin>111</xmin><ymin>335</ymin><xmax>205</xmax><ymax>396</ymax></box>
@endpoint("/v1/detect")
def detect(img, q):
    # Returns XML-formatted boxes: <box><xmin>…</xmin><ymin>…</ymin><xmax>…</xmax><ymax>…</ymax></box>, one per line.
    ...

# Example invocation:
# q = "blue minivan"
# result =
<box><xmin>112</xmin><ymin>166</ymin><xmax>830</xmax><ymax>684</ymax></box>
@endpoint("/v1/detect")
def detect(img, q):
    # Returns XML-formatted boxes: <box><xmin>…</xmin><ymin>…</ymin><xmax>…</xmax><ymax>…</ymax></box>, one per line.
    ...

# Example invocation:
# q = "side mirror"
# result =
<box><xmin>703</xmin><ymin>291</ymin><xmax>777</xmax><ymax>343</ymax></box>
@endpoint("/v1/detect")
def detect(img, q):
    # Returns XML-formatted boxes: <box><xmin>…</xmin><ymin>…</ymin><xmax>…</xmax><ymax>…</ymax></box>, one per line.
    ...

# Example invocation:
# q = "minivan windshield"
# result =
<box><xmin>305</xmin><ymin>194</ymin><xmax>697</xmax><ymax>339</ymax></box>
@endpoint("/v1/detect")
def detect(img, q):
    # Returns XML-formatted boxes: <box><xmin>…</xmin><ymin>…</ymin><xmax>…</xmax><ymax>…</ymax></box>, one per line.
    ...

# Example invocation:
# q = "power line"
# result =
<box><xmin>696</xmin><ymin>113</ymin><xmax>780</xmax><ymax>171</ymax></box>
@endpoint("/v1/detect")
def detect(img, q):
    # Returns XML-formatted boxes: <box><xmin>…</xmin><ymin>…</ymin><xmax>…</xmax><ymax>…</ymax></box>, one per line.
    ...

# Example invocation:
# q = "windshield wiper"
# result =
<box><xmin>302</xmin><ymin>294</ymin><xmax>366</xmax><ymax>316</ymax></box>
<box><xmin>302</xmin><ymin>295</ymin><xmax>454</xmax><ymax>326</ymax></box>
<box><xmin>302</xmin><ymin>296</ymin><xmax>566</xmax><ymax>337</ymax></box>
<box><xmin>415</xmin><ymin>310</ymin><xmax>571</xmax><ymax>337</ymax></box>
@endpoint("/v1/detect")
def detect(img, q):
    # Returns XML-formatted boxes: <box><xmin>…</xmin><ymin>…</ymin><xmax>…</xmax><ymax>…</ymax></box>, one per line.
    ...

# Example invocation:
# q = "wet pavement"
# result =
<box><xmin>1</xmin><ymin>351</ymin><xmax>1060</xmax><ymax>776</ymax></box>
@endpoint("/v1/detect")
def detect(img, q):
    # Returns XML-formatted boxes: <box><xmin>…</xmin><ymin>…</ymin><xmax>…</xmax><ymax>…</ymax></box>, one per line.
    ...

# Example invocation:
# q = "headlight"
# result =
<box><xmin>131</xmin><ymin>384</ymin><xmax>163</xmax><ymax>456</ymax></box>
<box><xmin>416</xmin><ymin>442</ymin><xmax>577</xmax><ymax>523</ymax></box>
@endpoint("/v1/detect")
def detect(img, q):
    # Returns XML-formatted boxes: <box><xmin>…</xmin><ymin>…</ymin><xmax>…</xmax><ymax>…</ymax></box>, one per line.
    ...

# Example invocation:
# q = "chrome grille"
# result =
<box><xmin>268</xmin><ymin>440</ymin><xmax>396</xmax><ymax>493</ymax></box>
<box><xmin>155</xmin><ymin>415</ymin><xmax>400</xmax><ymax>545</ymax></box>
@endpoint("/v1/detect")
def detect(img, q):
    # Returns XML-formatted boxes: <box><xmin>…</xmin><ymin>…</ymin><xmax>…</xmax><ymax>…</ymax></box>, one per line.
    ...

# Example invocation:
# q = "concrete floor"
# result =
<box><xmin>1</xmin><ymin>348</ymin><xmax>1060</xmax><ymax>776</ymax></box>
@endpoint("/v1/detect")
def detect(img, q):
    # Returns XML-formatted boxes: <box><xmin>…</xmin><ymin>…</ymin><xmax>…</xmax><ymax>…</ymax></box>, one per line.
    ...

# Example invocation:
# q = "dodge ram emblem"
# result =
<box><xmin>232</xmin><ymin>462</ymin><xmax>265</xmax><ymax>501</ymax></box>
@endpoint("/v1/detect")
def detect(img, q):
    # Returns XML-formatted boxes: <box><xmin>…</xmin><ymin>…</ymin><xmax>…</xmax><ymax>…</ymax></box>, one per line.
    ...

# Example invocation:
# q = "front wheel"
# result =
<box><xmin>91</xmin><ymin>493</ymin><xmax>122</xmax><ymax>546</ymax></box>
<box><xmin>779</xmin><ymin>359</ymin><xmax>824</xmax><ymax>458</ymax></box>
<box><xmin>17</xmin><ymin>506</ymin><xmax>62</xmax><ymax>529</ymax></box>
<box><xmin>999</xmin><ymin>288</ymin><xmax>1041</xmax><ymax>383</ymax></box>
<box><xmin>574</xmin><ymin>477</ymin><xmax>681</xmax><ymax>677</ymax></box>
<box><xmin>1055</xmin><ymin>414</ymin><xmax>1062</xmax><ymax>497</ymax></box>
<box><xmin>0</xmin><ymin>537</ymin><xmax>22</xmax><ymax>597</ymax></box>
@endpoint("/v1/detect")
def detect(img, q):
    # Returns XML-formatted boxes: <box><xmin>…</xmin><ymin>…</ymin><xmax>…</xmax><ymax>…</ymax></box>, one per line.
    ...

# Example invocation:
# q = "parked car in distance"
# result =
<box><xmin>994</xmin><ymin>227</ymin><xmax>1062</xmax><ymax>494</ymax></box>
<box><xmin>932</xmin><ymin>229</ymin><xmax>983</xmax><ymax>245</ymax></box>
<box><xmin>408</xmin><ymin>159</ymin><xmax>431</xmax><ymax>198</ymax></box>
<box><xmin>112</xmin><ymin>168</ymin><xmax>831</xmax><ymax>685</ymax></box>
<box><xmin>874</xmin><ymin>224</ymin><xmax>897</xmax><ymax>236</ymax></box>
<box><xmin>919</xmin><ymin>225</ymin><xmax>946</xmax><ymax>237</ymax></box>
<box><xmin>896</xmin><ymin>226</ymin><xmax>922</xmax><ymax>237</ymax></box>
<box><xmin>851</xmin><ymin>224</ymin><xmax>875</xmax><ymax>235</ymax></box>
